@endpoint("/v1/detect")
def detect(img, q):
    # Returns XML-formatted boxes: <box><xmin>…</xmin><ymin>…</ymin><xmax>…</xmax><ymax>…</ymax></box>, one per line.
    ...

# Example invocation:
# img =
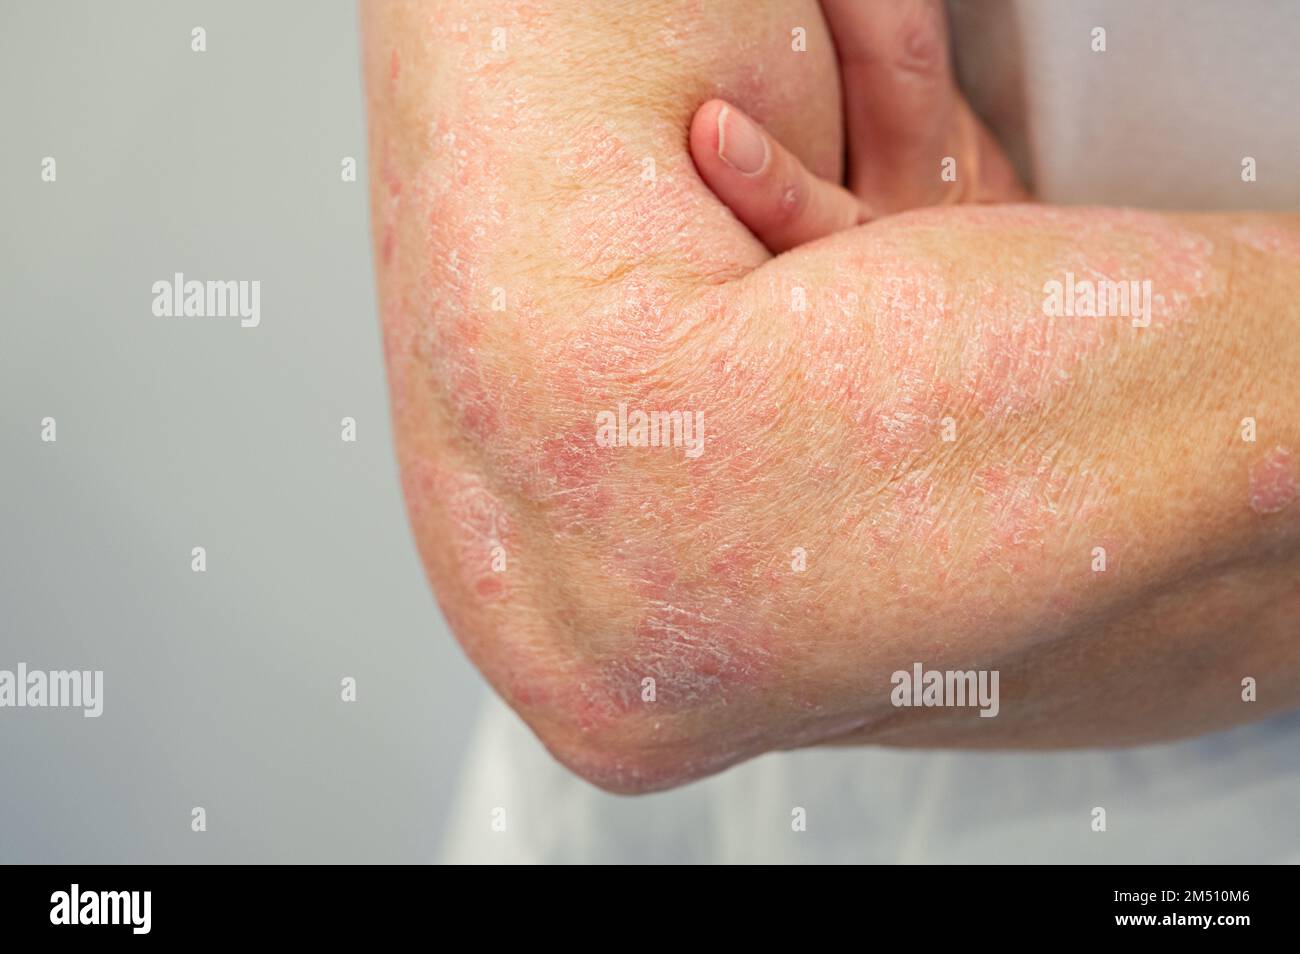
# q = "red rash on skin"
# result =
<box><xmin>819</xmin><ymin>272</ymin><xmax>963</xmax><ymax>469</ymax></box>
<box><xmin>373</xmin><ymin>13</ymin><xmax>594</xmax><ymax>722</ymax></box>
<box><xmin>484</xmin><ymin>201</ymin><xmax>1140</xmax><ymax>619</ymax></box>
<box><xmin>550</xmin><ymin>497</ymin><xmax>784</xmax><ymax>727</ymax></box>
<box><xmin>584</xmin><ymin>605</ymin><xmax>776</xmax><ymax>718</ymax></box>
<box><xmin>1250</xmin><ymin>446</ymin><xmax>1298</xmax><ymax>515</ymax></box>
<box><xmin>398</xmin><ymin>112</ymin><xmax>531</xmax><ymax>451</ymax></box>
<box><xmin>403</xmin><ymin>460</ymin><xmax>513</xmax><ymax>603</ymax></box>
<box><xmin>376</xmin><ymin>23</ymin><xmax>525</xmax><ymax>446</ymax></box>
<box><xmin>864</xmin><ymin>471</ymin><xmax>954</xmax><ymax>567</ymax></box>
<box><xmin>585</xmin><ymin>205</ymin><xmax>1215</xmax><ymax>504</ymax></box>
<box><xmin>377</xmin><ymin>23</ymin><xmax>1157</xmax><ymax>758</ymax></box>
<box><xmin>528</xmin><ymin>429</ymin><xmax>617</xmax><ymax>531</ymax></box>
<box><xmin>1053</xmin><ymin>208</ymin><xmax>1216</xmax><ymax>326</ymax></box>
<box><xmin>805</xmin><ymin>208</ymin><xmax>1212</xmax><ymax>465</ymax></box>
<box><xmin>377</xmin><ymin>143</ymin><xmax>403</xmax><ymax>268</ymax></box>
<box><xmin>377</xmin><ymin>16</ymin><xmax>831</xmax><ymax>588</ymax></box>
<box><xmin>394</xmin><ymin>103</ymin><xmax>1133</xmax><ymax>718</ymax></box>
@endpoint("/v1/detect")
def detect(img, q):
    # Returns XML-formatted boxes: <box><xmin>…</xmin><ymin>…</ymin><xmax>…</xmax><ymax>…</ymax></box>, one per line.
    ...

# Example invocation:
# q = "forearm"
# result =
<box><xmin>502</xmin><ymin>205</ymin><xmax>1300</xmax><ymax>779</ymax></box>
<box><xmin>719</xmin><ymin>205</ymin><xmax>1300</xmax><ymax>750</ymax></box>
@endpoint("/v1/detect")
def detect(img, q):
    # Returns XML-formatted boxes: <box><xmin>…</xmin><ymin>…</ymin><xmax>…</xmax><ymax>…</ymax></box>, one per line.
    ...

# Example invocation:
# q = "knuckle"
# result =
<box><xmin>893</xmin><ymin>2</ymin><xmax>949</xmax><ymax>77</ymax></box>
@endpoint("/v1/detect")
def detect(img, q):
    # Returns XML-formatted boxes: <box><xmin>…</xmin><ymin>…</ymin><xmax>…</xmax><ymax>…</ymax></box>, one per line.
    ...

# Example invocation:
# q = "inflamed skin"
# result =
<box><xmin>363</xmin><ymin>0</ymin><xmax>1300</xmax><ymax>793</ymax></box>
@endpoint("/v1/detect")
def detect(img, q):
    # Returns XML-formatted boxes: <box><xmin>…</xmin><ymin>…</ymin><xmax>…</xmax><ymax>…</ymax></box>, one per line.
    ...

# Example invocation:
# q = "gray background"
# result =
<box><xmin>1</xmin><ymin>0</ymin><xmax>482</xmax><ymax>862</ymax></box>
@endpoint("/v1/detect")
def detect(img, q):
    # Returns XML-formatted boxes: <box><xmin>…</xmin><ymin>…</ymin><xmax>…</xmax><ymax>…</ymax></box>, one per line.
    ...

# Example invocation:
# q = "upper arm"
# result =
<box><xmin>361</xmin><ymin>0</ymin><xmax>852</xmax><ymax>789</ymax></box>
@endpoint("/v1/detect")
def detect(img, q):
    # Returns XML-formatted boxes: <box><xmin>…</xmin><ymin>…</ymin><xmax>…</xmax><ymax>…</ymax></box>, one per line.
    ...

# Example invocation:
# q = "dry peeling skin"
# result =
<box><xmin>364</xmin><ymin>1</ymin><xmax>1300</xmax><ymax>793</ymax></box>
<box><xmin>1251</xmin><ymin>446</ymin><xmax>1298</xmax><ymax>515</ymax></box>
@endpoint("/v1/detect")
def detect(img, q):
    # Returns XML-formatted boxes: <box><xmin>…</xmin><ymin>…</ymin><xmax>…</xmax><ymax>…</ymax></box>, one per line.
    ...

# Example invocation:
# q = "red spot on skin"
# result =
<box><xmin>375</xmin><ymin>142</ymin><xmax>404</xmax><ymax>269</ymax></box>
<box><xmin>449</xmin><ymin>362</ymin><xmax>502</xmax><ymax>442</ymax></box>
<box><xmin>522</xmin><ymin>429</ymin><xmax>617</xmax><ymax>532</ymax></box>
<box><xmin>539</xmin><ymin>428</ymin><xmax>615</xmax><ymax>490</ymax></box>
<box><xmin>1250</xmin><ymin>446</ymin><xmax>1297</xmax><ymax>515</ymax></box>
<box><xmin>474</xmin><ymin>575</ymin><xmax>505</xmax><ymax>600</ymax></box>
<box><xmin>637</xmin><ymin>559</ymin><xmax>680</xmax><ymax>603</ymax></box>
<box><xmin>706</xmin><ymin>543</ymin><xmax>760</xmax><ymax>591</ymax></box>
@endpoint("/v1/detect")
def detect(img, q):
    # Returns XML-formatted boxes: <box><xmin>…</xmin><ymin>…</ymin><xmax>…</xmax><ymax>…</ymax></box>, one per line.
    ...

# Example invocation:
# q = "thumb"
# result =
<box><xmin>689</xmin><ymin>99</ymin><xmax>871</xmax><ymax>254</ymax></box>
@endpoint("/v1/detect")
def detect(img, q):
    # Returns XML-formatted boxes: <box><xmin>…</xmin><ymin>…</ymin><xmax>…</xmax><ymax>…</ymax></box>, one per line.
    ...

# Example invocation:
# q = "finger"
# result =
<box><xmin>689</xmin><ymin>99</ymin><xmax>870</xmax><ymax>254</ymax></box>
<box><xmin>820</xmin><ymin>0</ymin><xmax>962</xmax><ymax>211</ymax></box>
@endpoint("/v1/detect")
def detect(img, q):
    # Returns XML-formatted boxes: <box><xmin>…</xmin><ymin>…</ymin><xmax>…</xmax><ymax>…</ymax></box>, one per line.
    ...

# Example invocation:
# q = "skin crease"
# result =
<box><xmin>363</xmin><ymin>1</ymin><xmax>1300</xmax><ymax>793</ymax></box>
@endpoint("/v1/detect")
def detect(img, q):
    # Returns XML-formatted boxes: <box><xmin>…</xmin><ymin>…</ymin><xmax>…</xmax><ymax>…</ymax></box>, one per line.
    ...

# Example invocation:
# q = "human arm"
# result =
<box><xmin>362</xmin><ymin>0</ymin><xmax>1300</xmax><ymax>792</ymax></box>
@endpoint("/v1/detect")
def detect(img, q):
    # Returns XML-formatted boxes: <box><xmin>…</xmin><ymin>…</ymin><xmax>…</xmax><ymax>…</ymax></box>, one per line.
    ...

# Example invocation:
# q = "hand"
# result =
<box><xmin>689</xmin><ymin>0</ymin><xmax>1027</xmax><ymax>252</ymax></box>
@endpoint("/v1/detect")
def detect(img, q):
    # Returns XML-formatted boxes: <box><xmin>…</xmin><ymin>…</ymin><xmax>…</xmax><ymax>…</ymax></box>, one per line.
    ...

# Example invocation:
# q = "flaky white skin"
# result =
<box><xmin>362</xmin><ymin>0</ymin><xmax>1300</xmax><ymax>793</ymax></box>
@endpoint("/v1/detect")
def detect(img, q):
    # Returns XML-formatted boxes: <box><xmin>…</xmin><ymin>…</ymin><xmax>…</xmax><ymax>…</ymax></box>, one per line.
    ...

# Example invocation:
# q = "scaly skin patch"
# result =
<box><xmin>403</xmin><ymin>461</ymin><xmax>513</xmax><ymax>603</ymax></box>
<box><xmin>1234</xmin><ymin>223</ymin><xmax>1300</xmax><ymax>259</ymax></box>
<box><xmin>1250</xmin><ymin>446</ymin><xmax>1297</xmax><ymax>515</ymax></box>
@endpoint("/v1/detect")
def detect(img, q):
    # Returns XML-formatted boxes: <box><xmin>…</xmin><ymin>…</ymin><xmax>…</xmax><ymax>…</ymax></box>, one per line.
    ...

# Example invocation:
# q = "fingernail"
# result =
<box><xmin>717</xmin><ymin>106</ymin><xmax>769</xmax><ymax>175</ymax></box>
